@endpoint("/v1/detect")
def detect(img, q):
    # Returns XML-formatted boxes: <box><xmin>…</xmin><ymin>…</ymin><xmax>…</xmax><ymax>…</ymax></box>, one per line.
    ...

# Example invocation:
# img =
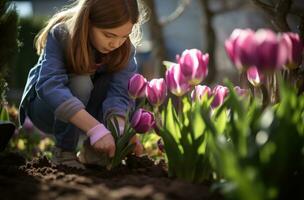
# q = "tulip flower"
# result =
<box><xmin>191</xmin><ymin>85</ymin><xmax>211</xmax><ymax>102</ymax></box>
<box><xmin>225</xmin><ymin>29</ymin><xmax>256</xmax><ymax>71</ymax></box>
<box><xmin>234</xmin><ymin>86</ymin><xmax>249</xmax><ymax>97</ymax></box>
<box><xmin>177</xmin><ymin>49</ymin><xmax>209</xmax><ymax>86</ymax></box>
<box><xmin>146</xmin><ymin>78</ymin><xmax>167</xmax><ymax>107</ymax></box>
<box><xmin>211</xmin><ymin>85</ymin><xmax>229</xmax><ymax>108</ymax></box>
<box><xmin>157</xmin><ymin>138</ymin><xmax>165</xmax><ymax>153</ymax></box>
<box><xmin>22</xmin><ymin>116</ymin><xmax>35</xmax><ymax>133</ymax></box>
<box><xmin>281</xmin><ymin>32</ymin><xmax>304</xmax><ymax>69</ymax></box>
<box><xmin>165</xmin><ymin>63</ymin><xmax>190</xmax><ymax>96</ymax></box>
<box><xmin>128</xmin><ymin>73</ymin><xmax>147</xmax><ymax>99</ymax></box>
<box><xmin>131</xmin><ymin>108</ymin><xmax>155</xmax><ymax>133</ymax></box>
<box><xmin>254</xmin><ymin>29</ymin><xmax>288</xmax><ymax>71</ymax></box>
<box><xmin>247</xmin><ymin>66</ymin><xmax>263</xmax><ymax>87</ymax></box>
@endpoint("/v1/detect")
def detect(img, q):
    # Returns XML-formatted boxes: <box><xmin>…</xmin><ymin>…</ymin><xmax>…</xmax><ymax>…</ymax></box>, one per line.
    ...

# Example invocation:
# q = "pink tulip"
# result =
<box><xmin>281</xmin><ymin>32</ymin><xmax>304</xmax><ymax>69</ymax></box>
<box><xmin>191</xmin><ymin>85</ymin><xmax>211</xmax><ymax>102</ymax></box>
<box><xmin>128</xmin><ymin>73</ymin><xmax>147</xmax><ymax>99</ymax></box>
<box><xmin>234</xmin><ymin>86</ymin><xmax>249</xmax><ymax>97</ymax></box>
<box><xmin>157</xmin><ymin>138</ymin><xmax>165</xmax><ymax>153</ymax></box>
<box><xmin>225</xmin><ymin>29</ymin><xmax>256</xmax><ymax>71</ymax></box>
<box><xmin>131</xmin><ymin>108</ymin><xmax>155</xmax><ymax>133</ymax></box>
<box><xmin>22</xmin><ymin>116</ymin><xmax>34</xmax><ymax>133</ymax></box>
<box><xmin>254</xmin><ymin>29</ymin><xmax>288</xmax><ymax>71</ymax></box>
<box><xmin>247</xmin><ymin>66</ymin><xmax>263</xmax><ymax>87</ymax></box>
<box><xmin>211</xmin><ymin>85</ymin><xmax>229</xmax><ymax>108</ymax></box>
<box><xmin>177</xmin><ymin>49</ymin><xmax>209</xmax><ymax>86</ymax></box>
<box><xmin>165</xmin><ymin>63</ymin><xmax>190</xmax><ymax>96</ymax></box>
<box><xmin>235</xmin><ymin>30</ymin><xmax>258</xmax><ymax>70</ymax></box>
<box><xmin>146</xmin><ymin>78</ymin><xmax>167</xmax><ymax>107</ymax></box>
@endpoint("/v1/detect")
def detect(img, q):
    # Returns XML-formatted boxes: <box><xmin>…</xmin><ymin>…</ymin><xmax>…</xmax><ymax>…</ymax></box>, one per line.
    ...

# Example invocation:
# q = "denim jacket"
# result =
<box><xmin>19</xmin><ymin>24</ymin><xmax>137</xmax><ymax>126</ymax></box>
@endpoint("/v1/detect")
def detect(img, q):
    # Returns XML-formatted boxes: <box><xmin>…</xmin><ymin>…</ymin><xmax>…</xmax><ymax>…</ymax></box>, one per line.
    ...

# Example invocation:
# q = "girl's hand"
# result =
<box><xmin>93</xmin><ymin>134</ymin><xmax>116</xmax><ymax>158</ymax></box>
<box><xmin>130</xmin><ymin>135</ymin><xmax>144</xmax><ymax>156</ymax></box>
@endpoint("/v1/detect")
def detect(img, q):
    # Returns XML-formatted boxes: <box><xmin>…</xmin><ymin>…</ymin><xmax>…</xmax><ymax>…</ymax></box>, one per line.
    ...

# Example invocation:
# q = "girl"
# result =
<box><xmin>19</xmin><ymin>0</ymin><xmax>146</xmax><ymax>169</ymax></box>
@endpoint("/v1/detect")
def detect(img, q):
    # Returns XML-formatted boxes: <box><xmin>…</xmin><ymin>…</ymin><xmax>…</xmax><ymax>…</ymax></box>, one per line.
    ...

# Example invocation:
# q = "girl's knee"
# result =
<box><xmin>69</xmin><ymin>75</ymin><xmax>94</xmax><ymax>105</ymax></box>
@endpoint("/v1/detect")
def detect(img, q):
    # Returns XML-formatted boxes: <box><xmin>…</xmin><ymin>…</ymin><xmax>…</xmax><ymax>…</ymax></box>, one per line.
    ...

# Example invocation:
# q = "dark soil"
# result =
<box><xmin>0</xmin><ymin>152</ymin><xmax>221</xmax><ymax>200</ymax></box>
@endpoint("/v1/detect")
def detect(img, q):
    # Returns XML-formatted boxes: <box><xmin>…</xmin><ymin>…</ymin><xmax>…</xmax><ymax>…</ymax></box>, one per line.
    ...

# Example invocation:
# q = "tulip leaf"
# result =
<box><xmin>162</xmin><ymin>61</ymin><xmax>177</xmax><ymax>69</ymax></box>
<box><xmin>0</xmin><ymin>106</ymin><xmax>10</xmax><ymax>121</ymax></box>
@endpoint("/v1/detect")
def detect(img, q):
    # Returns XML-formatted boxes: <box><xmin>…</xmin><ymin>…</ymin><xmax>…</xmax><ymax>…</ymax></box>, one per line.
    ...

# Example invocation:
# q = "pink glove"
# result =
<box><xmin>87</xmin><ymin>124</ymin><xmax>110</xmax><ymax>145</ymax></box>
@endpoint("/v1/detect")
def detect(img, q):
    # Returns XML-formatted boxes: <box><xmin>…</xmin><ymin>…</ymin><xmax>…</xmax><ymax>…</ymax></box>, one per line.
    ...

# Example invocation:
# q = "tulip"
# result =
<box><xmin>177</xmin><ymin>49</ymin><xmax>209</xmax><ymax>86</ymax></box>
<box><xmin>225</xmin><ymin>29</ymin><xmax>256</xmax><ymax>71</ymax></box>
<box><xmin>234</xmin><ymin>86</ymin><xmax>249</xmax><ymax>97</ymax></box>
<box><xmin>281</xmin><ymin>32</ymin><xmax>304</xmax><ymax>69</ymax></box>
<box><xmin>254</xmin><ymin>29</ymin><xmax>288</xmax><ymax>71</ymax></box>
<box><xmin>22</xmin><ymin>116</ymin><xmax>34</xmax><ymax>133</ymax></box>
<box><xmin>131</xmin><ymin>108</ymin><xmax>155</xmax><ymax>133</ymax></box>
<box><xmin>235</xmin><ymin>29</ymin><xmax>258</xmax><ymax>70</ymax></box>
<box><xmin>191</xmin><ymin>85</ymin><xmax>211</xmax><ymax>102</ymax></box>
<box><xmin>157</xmin><ymin>138</ymin><xmax>165</xmax><ymax>153</ymax></box>
<box><xmin>128</xmin><ymin>73</ymin><xmax>147</xmax><ymax>99</ymax></box>
<box><xmin>247</xmin><ymin>66</ymin><xmax>263</xmax><ymax>87</ymax></box>
<box><xmin>146</xmin><ymin>78</ymin><xmax>167</xmax><ymax>107</ymax></box>
<box><xmin>165</xmin><ymin>63</ymin><xmax>190</xmax><ymax>96</ymax></box>
<box><xmin>211</xmin><ymin>85</ymin><xmax>229</xmax><ymax>108</ymax></box>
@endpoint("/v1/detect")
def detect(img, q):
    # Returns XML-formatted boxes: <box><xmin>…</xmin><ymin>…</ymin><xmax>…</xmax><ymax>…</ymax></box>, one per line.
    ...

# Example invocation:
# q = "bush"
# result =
<box><xmin>9</xmin><ymin>17</ymin><xmax>45</xmax><ymax>89</ymax></box>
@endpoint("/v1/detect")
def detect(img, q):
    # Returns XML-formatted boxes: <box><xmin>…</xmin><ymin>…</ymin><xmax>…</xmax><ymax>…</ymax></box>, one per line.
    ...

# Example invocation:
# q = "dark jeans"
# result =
<box><xmin>27</xmin><ymin>72</ymin><xmax>111</xmax><ymax>151</ymax></box>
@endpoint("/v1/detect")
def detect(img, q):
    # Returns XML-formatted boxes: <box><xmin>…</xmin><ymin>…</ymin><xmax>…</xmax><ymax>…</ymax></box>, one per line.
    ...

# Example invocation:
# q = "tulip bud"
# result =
<box><xmin>22</xmin><ymin>116</ymin><xmax>34</xmax><ymax>133</ymax></box>
<box><xmin>157</xmin><ymin>138</ymin><xmax>165</xmax><ymax>153</ymax></box>
<box><xmin>128</xmin><ymin>73</ymin><xmax>147</xmax><ymax>99</ymax></box>
<box><xmin>177</xmin><ymin>49</ymin><xmax>208</xmax><ymax>86</ymax></box>
<box><xmin>254</xmin><ymin>29</ymin><xmax>288</xmax><ymax>71</ymax></box>
<box><xmin>211</xmin><ymin>85</ymin><xmax>229</xmax><ymax>108</ymax></box>
<box><xmin>165</xmin><ymin>63</ymin><xmax>190</xmax><ymax>96</ymax></box>
<box><xmin>247</xmin><ymin>66</ymin><xmax>263</xmax><ymax>87</ymax></box>
<box><xmin>131</xmin><ymin>109</ymin><xmax>155</xmax><ymax>133</ymax></box>
<box><xmin>225</xmin><ymin>29</ymin><xmax>256</xmax><ymax>71</ymax></box>
<box><xmin>146</xmin><ymin>78</ymin><xmax>167</xmax><ymax>107</ymax></box>
<box><xmin>191</xmin><ymin>85</ymin><xmax>211</xmax><ymax>102</ymax></box>
<box><xmin>281</xmin><ymin>32</ymin><xmax>303</xmax><ymax>70</ymax></box>
<box><xmin>234</xmin><ymin>86</ymin><xmax>249</xmax><ymax>97</ymax></box>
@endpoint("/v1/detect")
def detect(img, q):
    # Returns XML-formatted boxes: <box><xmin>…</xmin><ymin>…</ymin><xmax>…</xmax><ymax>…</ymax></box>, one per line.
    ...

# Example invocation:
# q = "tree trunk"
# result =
<box><xmin>145</xmin><ymin>0</ymin><xmax>167</xmax><ymax>77</ymax></box>
<box><xmin>199</xmin><ymin>0</ymin><xmax>217</xmax><ymax>84</ymax></box>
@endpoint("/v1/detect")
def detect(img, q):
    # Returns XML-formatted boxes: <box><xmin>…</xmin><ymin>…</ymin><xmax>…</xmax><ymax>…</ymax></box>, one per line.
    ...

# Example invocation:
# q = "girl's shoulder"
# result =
<box><xmin>50</xmin><ymin>22</ymin><xmax>69</xmax><ymax>44</ymax></box>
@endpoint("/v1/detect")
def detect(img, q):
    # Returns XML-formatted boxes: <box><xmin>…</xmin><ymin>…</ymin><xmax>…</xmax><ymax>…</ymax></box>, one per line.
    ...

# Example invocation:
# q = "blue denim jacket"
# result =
<box><xmin>19</xmin><ymin>24</ymin><xmax>137</xmax><ymax>126</ymax></box>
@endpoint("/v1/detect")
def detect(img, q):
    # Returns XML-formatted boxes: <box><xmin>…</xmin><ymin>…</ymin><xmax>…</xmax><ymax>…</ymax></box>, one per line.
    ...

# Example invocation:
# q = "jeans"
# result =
<box><xmin>27</xmin><ymin>72</ymin><xmax>111</xmax><ymax>151</ymax></box>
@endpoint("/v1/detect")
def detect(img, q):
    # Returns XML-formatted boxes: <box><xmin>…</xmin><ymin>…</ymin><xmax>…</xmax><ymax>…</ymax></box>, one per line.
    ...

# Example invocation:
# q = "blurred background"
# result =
<box><xmin>6</xmin><ymin>0</ymin><xmax>304</xmax><ymax>105</ymax></box>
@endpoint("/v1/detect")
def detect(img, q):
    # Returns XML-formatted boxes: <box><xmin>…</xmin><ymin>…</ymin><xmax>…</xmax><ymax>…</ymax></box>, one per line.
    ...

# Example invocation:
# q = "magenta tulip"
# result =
<box><xmin>165</xmin><ymin>63</ymin><xmax>190</xmax><ymax>96</ymax></box>
<box><xmin>191</xmin><ymin>85</ymin><xmax>211</xmax><ymax>102</ymax></box>
<box><xmin>281</xmin><ymin>32</ymin><xmax>304</xmax><ymax>69</ymax></box>
<box><xmin>254</xmin><ymin>29</ymin><xmax>288</xmax><ymax>71</ymax></box>
<box><xmin>131</xmin><ymin>108</ymin><xmax>155</xmax><ymax>133</ymax></box>
<box><xmin>128</xmin><ymin>73</ymin><xmax>147</xmax><ymax>99</ymax></box>
<box><xmin>177</xmin><ymin>49</ymin><xmax>209</xmax><ymax>86</ymax></box>
<box><xmin>247</xmin><ymin>66</ymin><xmax>263</xmax><ymax>87</ymax></box>
<box><xmin>157</xmin><ymin>138</ymin><xmax>165</xmax><ymax>153</ymax></box>
<box><xmin>211</xmin><ymin>85</ymin><xmax>229</xmax><ymax>108</ymax></box>
<box><xmin>225</xmin><ymin>29</ymin><xmax>256</xmax><ymax>71</ymax></box>
<box><xmin>22</xmin><ymin>116</ymin><xmax>34</xmax><ymax>133</ymax></box>
<box><xmin>146</xmin><ymin>78</ymin><xmax>167</xmax><ymax>107</ymax></box>
<box><xmin>234</xmin><ymin>86</ymin><xmax>249</xmax><ymax>97</ymax></box>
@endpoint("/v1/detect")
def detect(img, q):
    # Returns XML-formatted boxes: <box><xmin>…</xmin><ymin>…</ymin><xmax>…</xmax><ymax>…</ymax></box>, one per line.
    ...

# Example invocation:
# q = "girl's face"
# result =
<box><xmin>90</xmin><ymin>21</ymin><xmax>133</xmax><ymax>54</ymax></box>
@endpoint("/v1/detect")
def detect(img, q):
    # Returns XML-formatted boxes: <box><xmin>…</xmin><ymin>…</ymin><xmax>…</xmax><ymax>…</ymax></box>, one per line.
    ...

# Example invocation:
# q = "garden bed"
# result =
<box><xmin>0</xmin><ymin>152</ymin><xmax>221</xmax><ymax>200</ymax></box>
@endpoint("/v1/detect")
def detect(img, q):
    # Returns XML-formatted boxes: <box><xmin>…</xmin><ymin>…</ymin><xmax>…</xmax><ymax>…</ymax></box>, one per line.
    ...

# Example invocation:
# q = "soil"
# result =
<box><xmin>0</xmin><ymin>152</ymin><xmax>222</xmax><ymax>200</ymax></box>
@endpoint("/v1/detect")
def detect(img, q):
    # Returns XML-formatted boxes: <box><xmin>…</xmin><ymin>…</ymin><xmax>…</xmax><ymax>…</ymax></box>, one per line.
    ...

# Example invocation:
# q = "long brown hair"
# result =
<box><xmin>35</xmin><ymin>0</ymin><xmax>147</xmax><ymax>74</ymax></box>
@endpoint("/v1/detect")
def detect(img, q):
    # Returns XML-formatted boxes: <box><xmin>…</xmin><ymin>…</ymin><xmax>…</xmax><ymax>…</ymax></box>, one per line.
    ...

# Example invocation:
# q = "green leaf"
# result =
<box><xmin>0</xmin><ymin>106</ymin><xmax>10</xmax><ymax>121</ymax></box>
<box><xmin>162</xmin><ymin>60</ymin><xmax>177</xmax><ymax>69</ymax></box>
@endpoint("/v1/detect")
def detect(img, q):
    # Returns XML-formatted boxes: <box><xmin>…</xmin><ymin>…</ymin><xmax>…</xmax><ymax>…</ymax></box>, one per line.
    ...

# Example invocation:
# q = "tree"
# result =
<box><xmin>0</xmin><ymin>0</ymin><xmax>19</xmax><ymax>152</ymax></box>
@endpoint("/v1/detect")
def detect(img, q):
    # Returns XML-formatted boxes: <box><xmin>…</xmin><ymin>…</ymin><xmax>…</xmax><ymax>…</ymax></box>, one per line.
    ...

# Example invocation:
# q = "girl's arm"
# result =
<box><xmin>102</xmin><ymin>47</ymin><xmax>138</xmax><ymax>122</ymax></box>
<box><xmin>69</xmin><ymin>108</ymin><xmax>116</xmax><ymax>157</ymax></box>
